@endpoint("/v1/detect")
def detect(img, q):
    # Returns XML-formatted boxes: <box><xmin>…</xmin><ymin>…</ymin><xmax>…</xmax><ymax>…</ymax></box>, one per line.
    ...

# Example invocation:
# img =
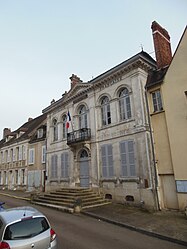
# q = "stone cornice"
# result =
<box><xmin>43</xmin><ymin>52</ymin><xmax>156</xmax><ymax>114</ymax></box>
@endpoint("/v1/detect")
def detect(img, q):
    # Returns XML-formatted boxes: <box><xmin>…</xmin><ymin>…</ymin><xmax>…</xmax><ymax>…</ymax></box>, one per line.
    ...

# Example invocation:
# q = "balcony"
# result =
<box><xmin>67</xmin><ymin>128</ymin><xmax>91</xmax><ymax>145</ymax></box>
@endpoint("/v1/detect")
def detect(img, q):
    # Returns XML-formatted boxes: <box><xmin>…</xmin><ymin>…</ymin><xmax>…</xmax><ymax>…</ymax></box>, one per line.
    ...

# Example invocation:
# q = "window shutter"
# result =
<box><xmin>120</xmin><ymin>140</ymin><xmax>136</xmax><ymax>177</ymax></box>
<box><xmin>65</xmin><ymin>153</ymin><xmax>69</xmax><ymax>178</ymax></box>
<box><xmin>107</xmin><ymin>145</ymin><xmax>114</xmax><ymax>177</ymax></box>
<box><xmin>101</xmin><ymin>146</ymin><xmax>107</xmax><ymax>177</ymax></box>
<box><xmin>128</xmin><ymin>140</ymin><xmax>136</xmax><ymax>176</ymax></box>
<box><xmin>19</xmin><ymin>146</ymin><xmax>22</xmax><ymax>160</ymax></box>
<box><xmin>101</xmin><ymin>144</ymin><xmax>114</xmax><ymax>177</ymax></box>
<box><xmin>120</xmin><ymin>141</ymin><xmax>128</xmax><ymax>176</ymax></box>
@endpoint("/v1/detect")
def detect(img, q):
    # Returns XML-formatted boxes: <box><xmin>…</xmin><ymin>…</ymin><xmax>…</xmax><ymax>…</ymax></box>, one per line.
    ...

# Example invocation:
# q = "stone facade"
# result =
<box><xmin>0</xmin><ymin>114</ymin><xmax>47</xmax><ymax>192</ymax></box>
<box><xmin>43</xmin><ymin>51</ymin><xmax>158</xmax><ymax>210</ymax></box>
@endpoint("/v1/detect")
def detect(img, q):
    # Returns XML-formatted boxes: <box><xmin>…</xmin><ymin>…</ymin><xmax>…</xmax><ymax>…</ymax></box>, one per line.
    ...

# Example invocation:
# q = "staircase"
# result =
<box><xmin>31</xmin><ymin>188</ymin><xmax>111</xmax><ymax>213</ymax></box>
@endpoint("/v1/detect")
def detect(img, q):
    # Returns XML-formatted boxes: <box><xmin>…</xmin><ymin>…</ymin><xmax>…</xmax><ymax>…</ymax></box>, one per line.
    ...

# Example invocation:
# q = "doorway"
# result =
<box><xmin>79</xmin><ymin>150</ymin><xmax>89</xmax><ymax>187</ymax></box>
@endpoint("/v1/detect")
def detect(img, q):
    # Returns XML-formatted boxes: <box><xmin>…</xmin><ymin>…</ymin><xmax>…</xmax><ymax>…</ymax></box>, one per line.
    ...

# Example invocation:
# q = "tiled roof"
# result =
<box><xmin>145</xmin><ymin>66</ymin><xmax>168</xmax><ymax>89</ymax></box>
<box><xmin>0</xmin><ymin>113</ymin><xmax>47</xmax><ymax>147</ymax></box>
<box><xmin>89</xmin><ymin>51</ymin><xmax>156</xmax><ymax>84</ymax></box>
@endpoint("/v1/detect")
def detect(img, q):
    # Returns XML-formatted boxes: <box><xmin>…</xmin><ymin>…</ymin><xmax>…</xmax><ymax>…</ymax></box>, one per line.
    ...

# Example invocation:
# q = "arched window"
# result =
<box><xmin>62</xmin><ymin>115</ymin><xmax>67</xmax><ymax>139</ymax></box>
<box><xmin>101</xmin><ymin>96</ymin><xmax>111</xmax><ymax>126</ymax></box>
<box><xmin>53</xmin><ymin>119</ymin><xmax>58</xmax><ymax>141</ymax></box>
<box><xmin>119</xmin><ymin>88</ymin><xmax>131</xmax><ymax>120</ymax></box>
<box><xmin>79</xmin><ymin>105</ymin><xmax>87</xmax><ymax>129</ymax></box>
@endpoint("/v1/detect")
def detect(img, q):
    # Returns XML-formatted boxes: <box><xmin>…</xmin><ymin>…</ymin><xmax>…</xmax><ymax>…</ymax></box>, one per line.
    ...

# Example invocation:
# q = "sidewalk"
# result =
<box><xmin>0</xmin><ymin>190</ymin><xmax>187</xmax><ymax>246</ymax></box>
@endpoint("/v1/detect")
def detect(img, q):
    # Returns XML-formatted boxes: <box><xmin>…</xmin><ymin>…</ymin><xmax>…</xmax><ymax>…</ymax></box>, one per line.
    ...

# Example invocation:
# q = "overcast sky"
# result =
<box><xmin>0</xmin><ymin>0</ymin><xmax>186</xmax><ymax>138</ymax></box>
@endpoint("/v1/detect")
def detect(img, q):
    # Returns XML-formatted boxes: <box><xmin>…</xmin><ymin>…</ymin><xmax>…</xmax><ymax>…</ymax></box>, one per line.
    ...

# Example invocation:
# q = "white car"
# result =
<box><xmin>0</xmin><ymin>206</ymin><xmax>57</xmax><ymax>249</ymax></box>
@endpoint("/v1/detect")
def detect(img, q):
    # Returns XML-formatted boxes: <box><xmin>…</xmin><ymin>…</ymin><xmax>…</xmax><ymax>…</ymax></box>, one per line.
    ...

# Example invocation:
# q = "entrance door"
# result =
<box><xmin>80</xmin><ymin>150</ymin><xmax>89</xmax><ymax>187</ymax></box>
<box><xmin>161</xmin><ymin>175</ymin><xmax>179</xmax><ymax>209</ymax></box>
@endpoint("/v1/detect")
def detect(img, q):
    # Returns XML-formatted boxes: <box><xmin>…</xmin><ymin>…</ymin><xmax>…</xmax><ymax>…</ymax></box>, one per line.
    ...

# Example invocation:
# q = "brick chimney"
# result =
<box><xmin>70</xmin><ymin>74</ymin><xmax>82</xmax><ymax>88</ymax></box>
<box><xmin>151</xmin><ymin>21</ymin><xmax>172</xmax><ymax>68</ymax></box>
<box><xmin>3</xmin><ymin>128</ymin><xmax>11</xmax><ymax>139</ymax></box>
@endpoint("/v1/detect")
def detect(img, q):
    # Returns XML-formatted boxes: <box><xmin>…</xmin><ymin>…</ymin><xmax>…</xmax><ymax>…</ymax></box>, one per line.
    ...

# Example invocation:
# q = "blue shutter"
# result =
<box><xmin>128</xmin><ymin>141</ymin><xmax>135</xmax><ymax>176</ymax></box>
<box><xmin>51</xmin><ymin>155</ymin><xmax>58</xmax><ymax>179</ymax></box>
<box><xmin>120</xmin><ymin>141</ymin><xmax>128</xmax><ymax>176</ymax></box>
<box><xmin>101</xmin><ymin>144</ymin><xmax>114</xmax><ymax>177</ymax></box>
<box><xmin>120</xmin><ymin>140</ymin><xmax>136</xmax><ymax>177</ymax></box>
<box><xmin>61</xmin><ymin>153</ymin><xmax>69</xmax><ymax>178</ymax></box>
<box><xmin>101</xmin><ymin>146</ymin><xmax>107</xmax><ymax>177</ymax></box>
<box><xmin>107</xmin><ymin>145</ymin><xmax>114</xmax><ymax>177</ymax></box>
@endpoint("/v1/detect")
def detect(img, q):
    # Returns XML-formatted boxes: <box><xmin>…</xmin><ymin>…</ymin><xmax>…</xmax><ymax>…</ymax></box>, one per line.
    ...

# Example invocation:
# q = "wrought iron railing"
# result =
<box><xmin>67</xmin><ymin>128</ymin><xmax>91</xmax><ymax>145</ymax></box>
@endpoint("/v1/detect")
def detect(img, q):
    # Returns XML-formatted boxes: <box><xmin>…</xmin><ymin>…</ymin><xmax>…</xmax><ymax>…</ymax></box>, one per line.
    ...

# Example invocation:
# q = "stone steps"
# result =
<box><xmin>32</xmin><ymin>188</ymin><xmax>110</xmax><ymax>212</ymax></box>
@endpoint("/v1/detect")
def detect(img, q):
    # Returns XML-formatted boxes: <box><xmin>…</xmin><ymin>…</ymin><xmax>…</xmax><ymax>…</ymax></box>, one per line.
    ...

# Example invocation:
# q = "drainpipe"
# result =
<box><xmin>145</xmin><ymin>91</ymin><xmax>160</xmax><ymax>211</ymax></box>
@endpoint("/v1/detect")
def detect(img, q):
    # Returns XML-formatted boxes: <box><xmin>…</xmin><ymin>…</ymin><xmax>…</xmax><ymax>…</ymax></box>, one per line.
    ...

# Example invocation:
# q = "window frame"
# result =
<box><xmin>101</xmin><ymin>96</ymin><xmax>111</xmax><ymax>126</ymax></box>
<box><xmin>78</xmin><ymin>105</ymin><xmax>88</xmax><ymax>129</ymax></box>
<box><xmin>119</xmin><ymin>88</ymin><xmax>132</xmax><ymax>121</ymax></box>
<box><xmin>28</xmin><ymin>148</ymin><xmax>35</xmax><ymax>165</ymax></box>
<box><xmin>152</xmin><ymin>89</ymin><xmax>163</xmax><ymax>112</ymax></box>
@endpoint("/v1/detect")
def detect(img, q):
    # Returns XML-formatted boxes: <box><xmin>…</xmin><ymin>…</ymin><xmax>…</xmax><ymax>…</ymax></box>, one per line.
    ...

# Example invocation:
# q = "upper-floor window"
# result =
<box><xmin>152</xmin><ymin>90</ymin><xmax>163</xmax><ymax>112</ymax></box>
<box><xmin>119</xmin><ymin>88</ymin><xmax>132</xmax><ymax>120</ymax></box>
<box><xmin>53</xmin><ymin>119</ymin><xmax>58</xmax><ymax>141</ymax></box>
<box><xmin>79</xmin><ymin>105</ymin><xmax>88</xmax><ymax>129</ymax></box>
<box><xmin>37</xmin><ymin>128</ymin><xmax>44</xmax><ymax>139</ymax></box>
<box><xmin>42</xmin><ymin>145</ymin><xmax>46</xmax><ymax>163</ymax></box>
<box><xmin>101</xmin><ymin>96</ymin><xmax>111</xmax><ymax>126</ymax></box>
<box><xmin>29</xmin><ymin>148</ymin><xmax>35</xmax><ymax>165</ymax></box>
<box><xmin>62</xmin><ymin>115</ymin><xmax>67</xmax><ymax>139</ymax></box>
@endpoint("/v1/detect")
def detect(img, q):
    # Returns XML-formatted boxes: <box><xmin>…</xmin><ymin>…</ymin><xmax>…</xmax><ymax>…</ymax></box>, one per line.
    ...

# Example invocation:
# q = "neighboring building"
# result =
<box><xmin>146</xmin><ymin>22</ymin><xmax>187</xmax><ymax>210</ymax></box>
<box><xmin>0</xmin><ymin>114</ymin><xmax>47</xmax><ymax>192</ymax></box>
<box><xmin>43</xmin><ymin>51</ymin><xmax>159</xmax><ymax>210</ymax></box>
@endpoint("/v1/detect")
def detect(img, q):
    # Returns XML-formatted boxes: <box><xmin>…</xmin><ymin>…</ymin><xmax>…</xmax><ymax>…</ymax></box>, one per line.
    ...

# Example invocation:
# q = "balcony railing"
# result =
<box><xmin>67</xmin><ymin>128</ymin><xmax>91</xmax><ymax>145</ymax></box>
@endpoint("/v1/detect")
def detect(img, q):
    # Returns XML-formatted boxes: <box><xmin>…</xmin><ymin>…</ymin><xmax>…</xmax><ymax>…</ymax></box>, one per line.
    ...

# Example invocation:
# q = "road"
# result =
<box><xmin>0</xmin><ymin>195</ymin><xmax>186</xmax><ymax>249</ymax></box>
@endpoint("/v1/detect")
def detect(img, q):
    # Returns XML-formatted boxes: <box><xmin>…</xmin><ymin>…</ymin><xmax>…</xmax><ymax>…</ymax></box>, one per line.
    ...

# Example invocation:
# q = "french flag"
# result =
<box><xmin>66</xmin><ymin>111</ymin><xmax>71</xmax><ymax>129</ymax></box>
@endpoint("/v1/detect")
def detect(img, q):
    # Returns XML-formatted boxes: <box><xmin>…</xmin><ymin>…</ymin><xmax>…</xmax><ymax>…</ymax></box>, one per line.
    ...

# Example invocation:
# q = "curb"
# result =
<box><xmin>31</xmin><ymin>201</ymin><xmax>74</xmax><ymax>214</ymax></box>
<box><xmin>1</xmin><ymin>192</ymin><xmax>187</xmax><ymax>247</ymax></box>
<box><xmin>82</xmin><ymin>211</ymin><xmax>187</xmax><ymax>247</ymax></box>
<box><xmin>0</xmin><ymin>192</ymin><xmax>30</xmax><ymax>201</ymax></box>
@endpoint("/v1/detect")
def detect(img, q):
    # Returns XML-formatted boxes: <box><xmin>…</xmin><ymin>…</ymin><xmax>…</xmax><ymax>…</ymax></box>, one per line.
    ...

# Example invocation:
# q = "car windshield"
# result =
<box><xmin>4</xmin><ymin>217</ymin><xmax>49</xmax><ymax>240</ymax></box>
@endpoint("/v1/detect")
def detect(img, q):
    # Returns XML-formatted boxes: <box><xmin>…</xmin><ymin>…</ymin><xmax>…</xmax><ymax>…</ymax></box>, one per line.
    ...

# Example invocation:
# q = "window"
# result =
<box><xmin>10</xmin><ymin>149</ymin><xmax>13</xmax><ymax>162</ymax></box>
<box><xmin>79</xmin><ymin>105</ymin><xmax>88</xmax><ymax>129</ymax></box>
<box><xmin>119</xmin><ymin>88</ymin><xmax>132</xmax><ymax>120</ymax></box>
<box><xmin>62</xmin><ymin>115</ymin><xmax>67</xmax><ymax>139</ymax></box>
<box><xmin>53</xmin><ymin>119</ymin><xmax>58</xmax><ymax>141</ymax></box>
<box><xmin>4</xmin><ymin>217</ymin><xmax>49</xmax><ymax>240</ymax></box>
<box><xmin>29</xmin><ymin>149</ymin><xmax>35</xmax><ymax>165</ymax></box>
<box><xmin>152</xmin><ymin>90</ymin><xmax>163</xmax><ymax>112</ymax></box>
<box><xmin>0</xmin><ymin>152</ymin><xmax>3</xmax><ymax>163</ymax></box>
<box><xmin>21</xmin><ymin>169</ymin><xmax>25</xmax><ymax>185</ymax></box>
<box><xmin>101</xmin><ymin>96</ymin><xmax>111</xmax><ymax>126</ymax></box>
<box><xmin>120</xmin><ymin>140</ymin><xmax>136</xmax><ymax>177</ymax></box>
<box><xmin>22</xmin><ymin>146</ymin><xmax>26</xmax><ymax>160</ymax></box>
<box><xmin>42</xmin><ymin>145</ymin><xmax>46</xmax><ymax>163</ymax></box>
<box><xmin>101</xmin><ymin>144</ymin><xmax>114</xmax><ymax>178</ymax></box>
<box><xmin>5</xmin><ymin>150</ymin><xmax>8</xmax><ymax>163</ymax></box>
<box><xmin>51</xmin><ymin>155</ymin><xmax>58</xmax><ymax>179</ymax></box>
<box><xmin>61</xmin><ymin>153</ymin><xmax>69</xmax><ymax>178</ymax></box>
<box><xmin>37</xmin><ymin>128</ymin><xmax>44</xmax><ymax>139</ymax></box>
<box><xmin>15</xmin><ymin>170</ymin><xmax>19</xmax><ymax>184</ymax></box>
<box><xmin>19</xmin><ymin>146</ymin><xmax>22</xmax><ymax>161</ymax></box>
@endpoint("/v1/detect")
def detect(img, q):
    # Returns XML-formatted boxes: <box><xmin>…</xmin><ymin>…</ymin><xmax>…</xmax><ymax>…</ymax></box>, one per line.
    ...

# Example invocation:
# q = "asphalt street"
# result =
<box><xmin>0</xmin><ymin>195</ymin><xmax>186</xmax><ymax>249</ymax></box>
